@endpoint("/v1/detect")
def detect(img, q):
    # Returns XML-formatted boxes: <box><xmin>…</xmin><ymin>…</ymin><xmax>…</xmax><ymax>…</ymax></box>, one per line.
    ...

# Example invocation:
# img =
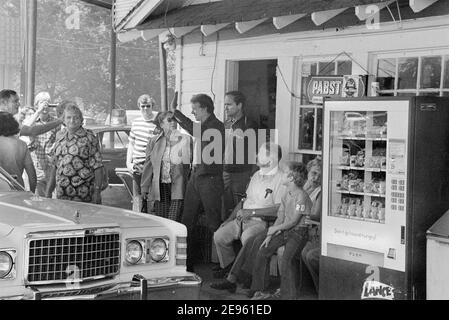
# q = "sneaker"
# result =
<box><xmin>210</xmin><ymin>280</ymin><xmax>237</xmax><ymax>293</ymax></box>
<box><xmin>251</xmin><ymin>291</ymin><xmax>271</xmax><ymax>300</ymax></box>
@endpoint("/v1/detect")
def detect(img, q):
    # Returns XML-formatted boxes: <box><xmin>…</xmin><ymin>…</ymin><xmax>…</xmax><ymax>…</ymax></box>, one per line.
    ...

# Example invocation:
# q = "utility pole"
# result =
<box><xmin>110</xmin><ymin>28</ymin><xmax>117</xmax><ymax>124</ymax></box>
<box><xmin>159</xmin><ymin>35</ymin><xmax>168</xmax><ymax>111</ymax></box>
<box><xmin>25</xmin><ymin>0</ymin><xmax>37</xmax><ymax>106</ymax></box>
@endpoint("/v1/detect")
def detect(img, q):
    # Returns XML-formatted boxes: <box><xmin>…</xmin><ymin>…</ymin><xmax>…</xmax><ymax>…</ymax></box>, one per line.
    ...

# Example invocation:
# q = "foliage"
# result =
<box><xmin>1</xmin><ymin>0</ymin><xmax>174</xmax><ymax>118</ymax></box>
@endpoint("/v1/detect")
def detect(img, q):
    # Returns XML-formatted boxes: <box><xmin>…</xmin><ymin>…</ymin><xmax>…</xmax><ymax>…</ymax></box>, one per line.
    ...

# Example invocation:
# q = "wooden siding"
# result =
<box><xmin>176</xmin><ymin>15</ymin><xmax>449</xmax><ymax>158</ymax></box>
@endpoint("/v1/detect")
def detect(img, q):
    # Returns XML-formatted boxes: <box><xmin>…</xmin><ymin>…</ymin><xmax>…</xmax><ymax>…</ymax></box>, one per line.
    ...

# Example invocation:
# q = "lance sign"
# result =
<box><xmin>306</xmin><ymin>75</ymin><xmax>366</xmax><ymax>104</ymax></box>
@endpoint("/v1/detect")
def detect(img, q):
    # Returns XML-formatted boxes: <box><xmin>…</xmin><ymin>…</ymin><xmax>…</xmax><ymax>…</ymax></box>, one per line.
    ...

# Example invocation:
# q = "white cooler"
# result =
<box><xmin>427</xmin><ymin>210</ymin><xmax>449</xmax><ymax>299</ymax></box>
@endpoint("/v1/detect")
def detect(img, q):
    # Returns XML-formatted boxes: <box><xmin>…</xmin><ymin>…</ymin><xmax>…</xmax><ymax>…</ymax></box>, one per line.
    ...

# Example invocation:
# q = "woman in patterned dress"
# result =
<box><xmin>45</xmin><ymin>103</ymin><xmax>104</xmax><ymax>204</ymax></box>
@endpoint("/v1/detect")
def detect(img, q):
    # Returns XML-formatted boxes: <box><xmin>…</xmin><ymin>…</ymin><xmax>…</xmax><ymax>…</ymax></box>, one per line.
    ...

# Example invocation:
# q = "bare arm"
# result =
<box><xmin>92</xmin><ymin>167</ymin><xmax>103</xmax><ymax>204</ymax></box>
<box><xmin>126</xmin><ymin>142</ymin><xmax>134</xmax><ymax>171</ymax></box>
<box><xmin>20</xmin><ymin>119</ymin><xmax>63</xmax><ymax>137</ymax></box>
<box><xmin>240</xmin><ymin>204</ymin><xmax>281</xmax><ymax>220</ymax></box>
<box><xmin>45</xmin><ymin>166</ymin><xmax>56</xmax><ymax>197</ymax></box>
<box><xmin>24</xmin><ymin>151</ymin><xmax>36</xmax><ymax>193</ymax></box>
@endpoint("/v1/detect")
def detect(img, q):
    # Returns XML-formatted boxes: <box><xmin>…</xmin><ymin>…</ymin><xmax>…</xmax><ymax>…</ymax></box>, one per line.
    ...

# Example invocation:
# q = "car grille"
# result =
<box><xmin>27</xmin><ymin>232</ymin><xmax>120</xmax><ymax>285</ymax></box>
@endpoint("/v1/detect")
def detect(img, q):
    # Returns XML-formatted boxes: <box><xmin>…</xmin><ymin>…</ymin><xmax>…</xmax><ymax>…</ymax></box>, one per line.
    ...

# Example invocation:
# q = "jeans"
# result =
<box><xmin>251</xmin><ymin>227</ymin><xmax>308</xmax><ymax>300</ymax></box>
<box><xmin>301</xmin><ymin>241</ymin><xmax>320</xmax><ymax>293</ymax></box>
<box><xmin>181</xmin><ymin>172</ymin><xmax>224</xmax><ymax>269</ymax></box>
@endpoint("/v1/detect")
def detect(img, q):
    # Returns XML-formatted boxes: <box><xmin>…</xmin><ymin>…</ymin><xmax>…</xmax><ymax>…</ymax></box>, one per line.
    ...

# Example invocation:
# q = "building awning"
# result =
<box><xmin>80</xmin><ymin>0</ymin><xmax>113</xmax><ymax>9</ymax></box>
<box><xmin>114</xmin><ymin>0</ymin><xmax>448</xmax><ymax>41</ymax></box>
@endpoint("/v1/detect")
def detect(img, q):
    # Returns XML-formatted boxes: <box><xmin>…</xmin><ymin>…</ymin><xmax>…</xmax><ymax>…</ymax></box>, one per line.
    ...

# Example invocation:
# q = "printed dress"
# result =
<box><xmin>51</xmin><ymin>127</ymin><xmax>103</xmax><ymax>203</ymax></box>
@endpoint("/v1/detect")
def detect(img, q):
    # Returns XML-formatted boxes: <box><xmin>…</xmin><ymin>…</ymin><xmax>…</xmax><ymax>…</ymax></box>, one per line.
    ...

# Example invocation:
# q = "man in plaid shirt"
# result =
<box><xmin>29</xmin><ymin>92</ymin><xmax>60</xmax><ymax>196</ymax></box>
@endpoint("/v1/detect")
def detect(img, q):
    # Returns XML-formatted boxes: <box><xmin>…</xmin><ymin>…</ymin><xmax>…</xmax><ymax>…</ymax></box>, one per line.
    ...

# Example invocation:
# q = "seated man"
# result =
<box><xmin>212</xmin><ymin>142</ymin><xmax>286</xmax><ymax>278</ymax></box>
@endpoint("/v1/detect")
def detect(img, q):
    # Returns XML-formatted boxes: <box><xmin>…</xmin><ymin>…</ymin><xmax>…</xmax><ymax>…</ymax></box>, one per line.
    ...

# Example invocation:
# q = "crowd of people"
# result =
<box><xmin>0</xmin><ymin>87</ymin><xmax>322</xmax><ymax>300</ymax></box>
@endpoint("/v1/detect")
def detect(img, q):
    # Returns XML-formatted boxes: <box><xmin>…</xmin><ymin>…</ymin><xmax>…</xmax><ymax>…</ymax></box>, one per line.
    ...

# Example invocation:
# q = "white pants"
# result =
<box><xmin>213</xmin><ymin>218</ymin><xmax>266</xmax><ymax>268</ymax></box>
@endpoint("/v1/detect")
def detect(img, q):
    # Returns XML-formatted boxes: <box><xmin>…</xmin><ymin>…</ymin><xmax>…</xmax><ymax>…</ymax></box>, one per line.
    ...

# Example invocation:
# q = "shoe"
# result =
<box><xmin>213</xmin><ymin>263</ymin><xmax>232</xmax><ymax>279</ymax></box>
<box><xmin>211</xmin><ymin>263</ymin><xmax>221</xmax><ymax>271</ymax></box>
<box><xmin>268</xmin><ymin>288</ymin><xmax>281</xmax><ymax>300</ymax></box>
<box><xmin>210</xmin><ymin>280</ymin><xmax>237</xmax><ymax>293</ymax></box>
<box><xmin>251</xmin><ymin>291</ymin><xmax>271</xmax><ymax>300</ymax></box>
<box><xmin>246</xmin><ymin>290</ymin><xmax>256</xmax><ymax>298</ymax></box>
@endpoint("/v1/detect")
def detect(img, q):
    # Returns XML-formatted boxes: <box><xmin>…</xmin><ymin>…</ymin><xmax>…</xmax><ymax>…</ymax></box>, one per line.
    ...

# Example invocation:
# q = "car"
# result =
<box><xmin>0</xmin><ymin>166</ymin><xmax>201</xmax><ymax>300</ymax></box>
<box><xmin>86</xmin><ymin>125</ymin><xmax>131</xmax><ymax>184</ymax></box>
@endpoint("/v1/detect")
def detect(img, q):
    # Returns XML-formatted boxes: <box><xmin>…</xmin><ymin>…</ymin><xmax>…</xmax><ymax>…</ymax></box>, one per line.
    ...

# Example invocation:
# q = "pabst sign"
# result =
<box><xmin>306</xmin><ymin>75</ymin><xmax>366</xmax><ymax>104</ymax></box>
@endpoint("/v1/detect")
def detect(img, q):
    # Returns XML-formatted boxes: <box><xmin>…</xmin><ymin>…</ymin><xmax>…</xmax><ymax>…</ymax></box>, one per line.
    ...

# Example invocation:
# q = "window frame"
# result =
<box><xmin>373</xmin><ymin>48</ymin><xmax>449</xmax><ymax>97</ymax></box>
<box><xmin>292</xmin><ymin>56</ymin><xmax>353</xmax><ymax>155</ymax></box>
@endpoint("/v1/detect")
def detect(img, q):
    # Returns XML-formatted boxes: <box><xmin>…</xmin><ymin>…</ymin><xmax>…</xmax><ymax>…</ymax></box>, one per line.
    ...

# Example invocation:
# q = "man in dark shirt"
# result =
<box><xmin>223</xmin><ymin>91</ymin><xmax>258</xmax><ymax>220</ymax></box>
<box><xmin>0</xmin><ymin>89</ymin><xmax>62</xmax><ymax>137</ymax></box>
<box><xmin>172</xmin><ymin>93</ymin><xmax>225</xmax><ymax>272</ymax></box>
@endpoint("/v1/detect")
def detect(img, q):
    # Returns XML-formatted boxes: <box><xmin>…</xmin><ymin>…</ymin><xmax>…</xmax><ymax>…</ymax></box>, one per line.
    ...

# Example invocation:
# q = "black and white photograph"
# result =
<box><xmin>0</xmin><ymin>0</ymin><xmax>449</xmax><ymax>305</ymax></box>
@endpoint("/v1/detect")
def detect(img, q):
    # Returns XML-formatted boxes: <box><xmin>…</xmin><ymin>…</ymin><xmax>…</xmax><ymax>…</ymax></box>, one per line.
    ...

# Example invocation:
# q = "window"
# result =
<box><xmin>375</xmin><ymin>51</ymin><xmax>449</xmax><ymax>96</ymax></box>
<box><xmin>294</xmin><ymin>58</ymin><xmax>353</xmax><ymax>155</ymax></box>
<box><xmin>101</xmin><ymin>130</ymin><xmax>129</xmax><ymax>150</ymax></box>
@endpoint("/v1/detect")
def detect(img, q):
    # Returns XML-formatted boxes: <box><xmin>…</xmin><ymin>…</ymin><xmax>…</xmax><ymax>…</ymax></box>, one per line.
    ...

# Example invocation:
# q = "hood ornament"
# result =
<box><xmin>74</xmin><ymin>210</ymin><xmax>81</xmax><ymax>224</ymax></box>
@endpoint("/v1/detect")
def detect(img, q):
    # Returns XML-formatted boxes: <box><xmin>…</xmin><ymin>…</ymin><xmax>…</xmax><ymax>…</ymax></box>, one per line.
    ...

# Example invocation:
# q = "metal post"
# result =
<box><xmin>110</xmin><ymin>28</ymin><xmax>117</xmax><ymax>125</ymax></box>
<box><xmin>25</xmin><ymin>0</ymin><xmax>37</xmax><ymax>106</ymax></box>
<box><xmin>159</xmin><ymin>39</ymin><xmax>168</xmax><ymax>111</ymax></box>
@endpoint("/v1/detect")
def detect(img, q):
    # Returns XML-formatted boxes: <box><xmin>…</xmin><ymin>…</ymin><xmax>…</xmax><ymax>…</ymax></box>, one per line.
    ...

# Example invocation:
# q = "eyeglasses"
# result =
<box><xmin>140</xmin><ymin>104</ymin><xmax>154</xmax><ymax>109</ymax></box>
<box><xmin>166</xmin><ymin>117</ymin><xmax>175</xmax><ymax>122</ymax></box>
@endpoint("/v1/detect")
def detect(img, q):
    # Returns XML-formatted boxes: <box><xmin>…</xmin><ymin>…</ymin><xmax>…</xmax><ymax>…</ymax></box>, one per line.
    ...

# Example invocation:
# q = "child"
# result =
<box><xmin>0</xmin><ymin>112</ymin><xmax>37</xmax><ymax>192</ymax></box>
<box><xmin>250</xmin><ymin>161</ymin><xmax>312</xmax><ymax>300</ymax></box>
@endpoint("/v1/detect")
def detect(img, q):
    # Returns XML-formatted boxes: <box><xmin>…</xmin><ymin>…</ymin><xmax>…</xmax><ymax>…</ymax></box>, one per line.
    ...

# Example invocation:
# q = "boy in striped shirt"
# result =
<box><xmin>126</xmin><ymin>94</ymin><xmax>158</xmax><ymax>201</ymax></box>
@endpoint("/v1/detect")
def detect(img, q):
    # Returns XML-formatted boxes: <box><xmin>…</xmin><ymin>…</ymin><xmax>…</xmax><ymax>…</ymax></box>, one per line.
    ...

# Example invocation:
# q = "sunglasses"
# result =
<box><xmin>140</xmin><ymin>104</ymin><xmax>154</xmax><ymax>109</ymax></box>
<box><xmin>166</xmin><ymin>117</ymin><xmax>175</xmax><ymax>122</ymax></box>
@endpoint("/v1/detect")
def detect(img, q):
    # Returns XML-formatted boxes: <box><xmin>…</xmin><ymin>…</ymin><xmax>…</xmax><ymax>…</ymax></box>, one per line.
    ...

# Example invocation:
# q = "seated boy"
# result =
<box><xmin>250</xmin><ymin>161</ymin><xmax>312</xmax><ymax>300</ymax></box>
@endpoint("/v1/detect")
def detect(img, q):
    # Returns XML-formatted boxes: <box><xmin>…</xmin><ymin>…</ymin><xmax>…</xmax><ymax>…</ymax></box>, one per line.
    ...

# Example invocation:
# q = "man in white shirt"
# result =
<box><xmin>126</xmin><ymin>94</ymin><xmax>158</xmax><ymax>204</ymax></box>
<box><xmin>212</xmin><ymin>142</ymin><xmax>286</xmax><ymax>278</ymax></box>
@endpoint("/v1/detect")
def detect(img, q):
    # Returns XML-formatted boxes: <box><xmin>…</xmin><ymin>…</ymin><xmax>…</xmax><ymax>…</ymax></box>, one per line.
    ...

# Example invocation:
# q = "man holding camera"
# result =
<box><xmin>126</xmin><ymin>94</ymin><xmax>158</xmax><ymax>209</ymax></box>
<box><xmin>28</xmin><ymin>92</ymin><xmax>60</xmax><ymax>196</ymax></box>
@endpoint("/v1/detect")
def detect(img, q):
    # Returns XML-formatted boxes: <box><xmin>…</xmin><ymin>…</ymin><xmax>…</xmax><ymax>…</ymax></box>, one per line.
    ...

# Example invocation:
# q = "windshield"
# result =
<box><xmin>0</xmin><ymin>167</ymin><xmax>25</xmax><ymax>192</ymax></box>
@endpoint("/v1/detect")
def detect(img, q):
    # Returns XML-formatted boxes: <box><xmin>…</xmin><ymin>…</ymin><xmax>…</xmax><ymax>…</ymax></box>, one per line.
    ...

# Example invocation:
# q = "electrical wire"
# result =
<box><xmin>210</xmin><ymin>32</ymin><xmax>219</xmax><ymax>102</ymax></box>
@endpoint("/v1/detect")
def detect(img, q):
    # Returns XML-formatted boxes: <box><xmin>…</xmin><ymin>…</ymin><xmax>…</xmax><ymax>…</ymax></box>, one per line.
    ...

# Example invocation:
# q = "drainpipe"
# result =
<box><xmin>25</xmin><ymin>0</ymin><xmax>37</xmax><ymax>106</ymax></box>
<box><xmin>159</xmin><ymin>35</ymin><xmax>168</xmax><ymax>111</ymax></box>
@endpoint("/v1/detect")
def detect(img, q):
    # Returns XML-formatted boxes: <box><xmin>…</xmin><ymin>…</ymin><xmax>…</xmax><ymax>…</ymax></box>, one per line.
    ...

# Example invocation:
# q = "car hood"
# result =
<box><xmin>0</xmin><ymin>192</ymin><xmax>165</xmax><ymax>231</ymax></box>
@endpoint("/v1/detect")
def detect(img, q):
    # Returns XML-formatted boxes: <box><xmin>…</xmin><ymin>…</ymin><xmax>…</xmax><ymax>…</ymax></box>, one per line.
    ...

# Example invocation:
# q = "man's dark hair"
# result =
<box><xmin>0</xmin><ymin>89</ymin><xmax>18</xmax><ymax>106</ymax></box>
<box><xmin>190</xmin><ymin>94</ymin><xmax>214</xmax><ymax>114</ymax></box>
<box><xmin>225</xmin><ymin>91</ymin><xmax>246</xmax><ymax>108</ymax></box>
<box><xmin>287</xmin><ymin>161</ymin><xmax>308</xmax><ymax>188</ymax></box>
<box><xmin>0</xmin><ymin>112</ymin><xmax>20</xmax><ymax>136</ymax></box>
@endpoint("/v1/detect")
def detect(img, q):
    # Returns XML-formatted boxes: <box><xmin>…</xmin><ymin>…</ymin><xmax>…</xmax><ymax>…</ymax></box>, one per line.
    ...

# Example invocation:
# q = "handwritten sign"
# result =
<box><xmin>361</xmin><ymin>280</ymin><xmax>395</xmax><ymax>300</ymax></box>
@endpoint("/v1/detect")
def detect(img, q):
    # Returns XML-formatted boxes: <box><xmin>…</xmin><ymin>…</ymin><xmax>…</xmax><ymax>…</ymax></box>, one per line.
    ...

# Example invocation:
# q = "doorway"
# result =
<box><xmin>226</xmin><ymin>59</ymin><xmax>277</xmax><ymax>139</ymax></box>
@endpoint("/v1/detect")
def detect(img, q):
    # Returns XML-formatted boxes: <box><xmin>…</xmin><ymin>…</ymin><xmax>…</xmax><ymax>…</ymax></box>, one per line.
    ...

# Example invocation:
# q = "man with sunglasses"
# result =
<box><xmin>126</xmin><ymin>94</ymin><xmax>158</xmax><ymax>207</ymax></box>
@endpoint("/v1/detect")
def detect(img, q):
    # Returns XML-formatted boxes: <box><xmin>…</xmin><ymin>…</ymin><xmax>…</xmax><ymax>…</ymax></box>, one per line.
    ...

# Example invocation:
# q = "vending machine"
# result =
<box><xmin>319</xmin><ymin>96</ymin><xmax>449</xmax><ymax>300</ymax></box>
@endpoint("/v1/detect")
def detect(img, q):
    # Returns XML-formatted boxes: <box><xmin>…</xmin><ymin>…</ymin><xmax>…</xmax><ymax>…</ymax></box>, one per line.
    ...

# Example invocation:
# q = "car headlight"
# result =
<box><xmin>149</xmin><ymin>238</ymin><xmax>167</xmax><ymax>262</ymax></box>
<box><xmin>125</xmin><ymin>241</ymin><xmax>143</xmax><ymax>265</ymax></box>
<box><xmin>0</xmin><ymin>251</ymin><xmax>13</xmax><ymax>278</ymax></box>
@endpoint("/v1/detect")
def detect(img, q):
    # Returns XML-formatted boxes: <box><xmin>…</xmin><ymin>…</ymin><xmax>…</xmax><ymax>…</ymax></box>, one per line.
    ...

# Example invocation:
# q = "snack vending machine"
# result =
<box><xmin>319</xmin><ymin>97</ymin><xmax>449</xmax><ymax>300</ymax></box>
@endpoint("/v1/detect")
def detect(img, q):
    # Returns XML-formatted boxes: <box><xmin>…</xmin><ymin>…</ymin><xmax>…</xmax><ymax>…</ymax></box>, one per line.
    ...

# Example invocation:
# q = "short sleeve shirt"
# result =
<box><xmin>243</xmin><ymin>167</ymin><xmax>286</xmax><ymax>210</ymax></box>
<box><xmin>129</xmin><ymin>116</ymin><xmax>157</xmax><ymax>169</ymax></box>
<box><xmin>50</xmin><ymin>127</ymin><xmax>103</xmax><ymax>203</ymax></box>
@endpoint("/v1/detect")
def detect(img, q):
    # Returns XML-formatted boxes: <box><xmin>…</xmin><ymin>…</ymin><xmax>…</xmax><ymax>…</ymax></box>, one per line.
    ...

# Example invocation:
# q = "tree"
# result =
<box><xmin>34</xmin><ymin>0</ymin><xmax>168</xmax><ymax>118</ymax></box>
